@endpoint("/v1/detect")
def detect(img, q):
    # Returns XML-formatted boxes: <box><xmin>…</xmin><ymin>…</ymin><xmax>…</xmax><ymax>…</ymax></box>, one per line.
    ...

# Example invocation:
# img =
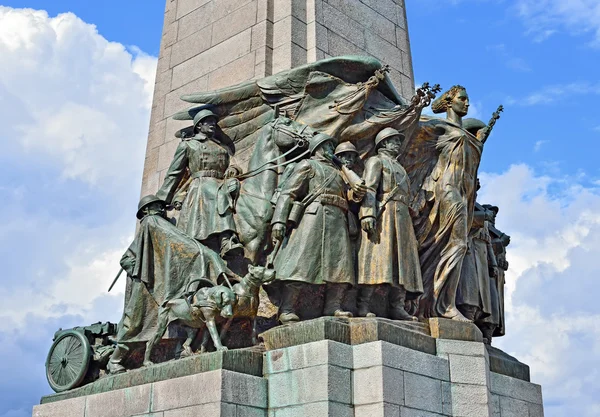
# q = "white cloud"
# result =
<box><xmin>506</xmin><ymin>82</ymin><xmax>600</xmax><ymax>106</ymax></box>
<box><xmin>534</xmin><ymin>139</ymin><xmax>548</xmax><ymax>152</ymax></box>
<box><xmin>514</xmin><ymin>0</ymin><xmax>600</xmax><ymax>46</ymax></box>
<box><xmin>0</xmin><ymin>5</ymin><xmax>156</xmax><ymax>360</ymax></box>
<box><xmin>479</xmin><ymin>164</ymin><xmax>600</xmax><ymax>416</ymax></box>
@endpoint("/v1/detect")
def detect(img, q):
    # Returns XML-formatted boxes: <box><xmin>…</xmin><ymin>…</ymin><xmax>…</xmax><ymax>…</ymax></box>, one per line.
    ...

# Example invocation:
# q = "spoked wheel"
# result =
<box><xmin>45</xmin><ymin>330</ymin><xmax>91</xmax><ymax>392</ymax></box>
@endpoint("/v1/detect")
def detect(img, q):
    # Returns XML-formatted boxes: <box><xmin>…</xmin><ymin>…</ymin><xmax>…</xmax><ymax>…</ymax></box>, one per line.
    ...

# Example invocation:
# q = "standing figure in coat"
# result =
<box><xmin>357</xmin><ymin>127</ymin><xmax>423</xmax><ymax>320</ymax></box>
<box><xmin>271</xmin><ymin>133</ymin><xmax>364</xmax><ymax>324</ymax></box>
<box><xmin>489</xmin><ymin>207</ymin><xmax>510</xmax><ymax>340</ymax></box>
<box><xmin>334</xmin><ymin>141</ymin><xmax>364</xmax><ymax>277</ymax></box>
<box><xmin>157</xmin><ymin>109</ymin><xmax>244</xmax><ymax>257</ymax></box>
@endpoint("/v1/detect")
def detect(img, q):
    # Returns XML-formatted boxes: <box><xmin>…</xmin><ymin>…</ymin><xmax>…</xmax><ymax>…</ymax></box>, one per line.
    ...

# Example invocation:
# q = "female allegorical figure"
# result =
<box><xmin>411</xmin><ymin>86</ymin><xmax>492</xmax><ymax>321</ymax></box>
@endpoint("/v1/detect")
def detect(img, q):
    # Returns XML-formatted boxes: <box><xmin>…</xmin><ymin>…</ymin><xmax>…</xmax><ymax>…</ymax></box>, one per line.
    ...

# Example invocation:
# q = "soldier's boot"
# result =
<box><xmin>357</xmin><ymin>286</ymin><xmax>376</xmax><ymax>317</ymax></box>
<box><xmin>279</xmin><ymin>283</ymin><xmax>301</xmax><ymax>324</ymax></box>
<box><xmin>324</xmin><ymin>284</ymin><xmax>353</xmax><ymax>318</ymax></box>
<box><xmin>107</xmin><ymin>345</ymin><xmax>127</xmax><ymax>375</ymax></box>
<box><xmin>480</xmin><ymin>324</ymin><xmax>496</xmax><ymax>345</ymax></box>
<box><xmin>388</xmin><ymin>286</ymin><xmax>417</xmax><ymax>321</ymax></box>
<box><xmin>220</xmin><ymin>232</ymin><xmax>244</xmax><ymax>257</ymax></box>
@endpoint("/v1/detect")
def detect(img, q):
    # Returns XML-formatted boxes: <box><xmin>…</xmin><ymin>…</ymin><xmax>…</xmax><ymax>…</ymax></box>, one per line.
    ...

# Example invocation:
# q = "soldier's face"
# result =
<box><xmin>199</xmin><ymin>117</ymin><xmax>218</xmax><ymax>136</ymax></box>
<box><xmin>318</xmin><ymin>141</ymin><xmax>335</xmax><ymax>157</ymax></box>
<box><xmin>382</xmin><ymin>136</ymin><xmax>403</xmax><ymax>155</ymax></box>
<box><xmin>337</xmin><ymin>152</ymin><xmax>358</xmax><ymax>168</ymax></box>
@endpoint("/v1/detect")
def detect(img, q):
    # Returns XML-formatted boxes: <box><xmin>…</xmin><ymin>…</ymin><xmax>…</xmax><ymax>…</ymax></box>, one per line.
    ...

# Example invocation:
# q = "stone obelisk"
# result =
<box><xmin>140</xmin><ymin>0</ymin><xmax>414</xmax><ymax>197</ymax></box>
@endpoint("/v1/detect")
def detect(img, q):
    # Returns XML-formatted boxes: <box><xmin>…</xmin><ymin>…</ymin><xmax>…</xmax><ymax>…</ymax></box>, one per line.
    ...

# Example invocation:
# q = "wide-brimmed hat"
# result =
<box><xmin>334</xmin><ymin>141</ymin><xmax>359</xmax><ymax>156</ymax></box>
<box><xmin>309</xmin><ymin>133</ymin><xmax>336</xmax><ymax>154</ymax></box>
<box><xmin>375</xmin><ymin>127</ymin><xmax>404</xmax><ymax>147</ymax></box>
<box><xmin>136</xmin><ymin>195</ymin><xmax>165</xmax><ymax>219</ymax></box>
<box><xmin>193</xmin><ymin>109</ymin><xmax>219</xmax><ymax>127</ymax></box>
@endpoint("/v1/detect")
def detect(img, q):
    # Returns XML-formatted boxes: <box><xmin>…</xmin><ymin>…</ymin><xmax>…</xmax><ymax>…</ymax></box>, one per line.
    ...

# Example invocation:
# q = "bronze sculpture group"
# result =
<box><xmin>46</xmin><ymin>57</ymin><xmax>512</xmax><ymax>387</ymax></box>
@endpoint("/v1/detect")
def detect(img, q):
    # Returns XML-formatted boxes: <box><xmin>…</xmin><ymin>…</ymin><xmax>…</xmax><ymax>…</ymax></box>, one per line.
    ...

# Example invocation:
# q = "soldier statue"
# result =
<box><xmin>107</xmin><ymin>195</ymin><xmax>234</xmax><ymax>374</ymax></box>
<box><xmin>357</xmin><ymin>127</ymin><xmax>423</xmax><ymax>320</ymax></box>
<box><xmin>271</xmin><ymin>133</ymin><xmax>364</xmax><ymax>323</ymax></box>
<box><xmin>157</xmin><ymin>109</ymin><xmax>244</xmax><ymax>257</ymax></box>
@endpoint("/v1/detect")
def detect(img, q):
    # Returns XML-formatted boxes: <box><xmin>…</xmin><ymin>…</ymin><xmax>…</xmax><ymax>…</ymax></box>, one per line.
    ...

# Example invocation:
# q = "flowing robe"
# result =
<box><xmin>157</xmin><ymin>135</ymin><xmax>237</xmax><ymax>241</ymax></box>
<box><xmin>357</xmin><ymin>153</ymin><xmax>423</xmax><ymax>297</ymax></box>
<box><xmin>271</xmin><ymin>158</ymin><xmax>354</xmax><ymax>285</ymax></box>
<box><xmin>115</xmin><ymin>214</ymin><xmax>233</xmax><ymax>344</ymax></box>
<box><xmin>412</xmin><ymin>120</ymin><xmax>484</xmax><ymax>318</ymax></box>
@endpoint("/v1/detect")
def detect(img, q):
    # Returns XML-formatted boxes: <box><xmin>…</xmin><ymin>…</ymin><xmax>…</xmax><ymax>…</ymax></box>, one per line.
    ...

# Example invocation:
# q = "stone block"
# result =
<box><xmin>449</xmin><ymin>383</ymin><xmax>491</xmax><ymax>417</ymax></box>
<box><xmin>171</xmin><ymin>29</ymin><xmax>251</xmax><ymax>89</ymax></box>
<box><xmin>33</xmin><ymin>397</ymin><xmax>86</xmax><ymax>417</ymax></box>
<box><xmin>404</xmin><ymin>373</ymin><xmax>443</xmax><ymax>414</ymax></box>
<box><xmin>211</xmin><ymin>0</ymin><xmax>254</xmax><ymax>22</ymax></box>
<box><xmin>442</xmin><ymin>381</ymin><xmax>452</xmax><ymax>416</ymax></box>
<box><xmin>401</xmin><ymin>73</ymin><xmax>413</xmax><ymax>98</ymax></box>
<box><xmin>490</xmin><ymin>372</ymin><xmax>543</xmax><ymax>404</ymax></box>
<box><xmin>212</xmin><ymin>1</ymin><xmax>258</xmax><ymax>46</ymax></box>
<box><xmin>498</xmin><ymin>396</ymin><xmax>530</xmax><ymax>417</ymax></box>
<box><xmin>449</xmin><ymin>354</ymin><xmax>489</xmax><ymax>386</ymax></box>
<box><xmin>153</xmin><ymin>69</ymin><xmax>173</xmax><ymax>106</ymax></box>
<box><xmin>269</xmin><ymin>401</ymin><xmax>353</xmax><ymax>417</ymax></box>
<box><xmin>251</xmin><ymin>21</ymin><xmax>272</xmax><ymax>50</ymax></box>
<box><xmin>143</xmin><ymin>145</ymin><xmax>160</xmax><ymax>177</ymax></box>
<box><xmin>152</xmin><ymin>370</ymin><xmax>223</xmax><ymax>411</ymax></box>
<box><xmin>353</xmin><ymin>341</ymin><xmax>449</xmax><ymax>381</ymax></box>
<box><xmin>207</xmin><ymin>52</ymin><xmax>256</xmax><ymax>90</ymax></box>
<box><xmin>236</xmin><ymin>405</ymin><xmax>268</xmax><ymax>417</ymax></box>
<box><xmin>256</xmin><ymin>0</ymin><xmax>271</xmax><ymax>22</ymax></box>
<box><xmin>430</xmin><ymin>319</ymin><xmax>484</xmax><ymax>343</ymax></box>
<box><xmin>85</xmin><ymin>383</ymin><xmax>151</xmax><ymax>417</ymax></box>
<box><xmin>306</xmin><ymin>0</ymin><xmax>323</xmax><ymax>24</ymax></box>
<box><xmin>354</xmin><ymin>402</ymin><xmax>400</xmax><ymax>417</ymax></box>
<box><xmin>364</xmin><ymin>31</ymin><xmax>403</xmax><ymax>71</ymax></box>
<box><xmin>529</xmin><ymin>403</ymin><xmax>545</xmax><ymax>417</ymax></box>
<box><xmin>261</xmin><ymin>317</ymin><xmax>351</xmax><ymax>351</ymax></box>
<box><xmin>401</xmin><ymin>50</ymin><xmax>413</xmax><ymax>79</ymax></box>
<box><xmin>491</xmin><ymin>394</ymin><xmax>500</xmax><ymax>417</ymax></box>
<box><xmin>164</xmin><ymin>75</ymin><xmax>208</xmax><ymax>118</ymax></box>
<box><xmin>327</xmin><ymin>30</ymin><xmax>366</xmax><ymax>57</ymax></box>
<box><xmin>149</xmin><ymin>95</ymin><xmax>166</xmax><ymax>128</ymax></box>
<box><xmin>157</xmin><ymin>138</ymin><xmax>181</xmax><ymax>172</ymax></box>
<box><xmin>177</xmin><ymin>2</ymin><xmax>213</xmax><ymax>41</ymax></box>
<box><xmin>221</xmin><ymin>370</ymin><xmax>268</xmax><ymax>409</ymax></box>
<box><xmin>360</xmin><ymin>0</ymin><xmax>397</xmax><ymax>22</ymax></box>
<box><xmin>396</xmin><ymin>27</ymin><xmax>409</xmax><ymax>53</ymax></box>
<box><xmin>353</xmin><ymin>366</ymin><xmax>403</xmax><ymax>405</ymax></box>
<box><xmin>306</xmin><ymin>47</ymin><xmax>327</xmax><ymax>63</ymax></box>
<box><xmin>170</xmin><ymin>25</ymin><xmax>212</xmax><ymax>67</ymax></box>
<box><xmin>306</xmin><ymin>22</ymin><xmax>327</xmax><ymax>52</ymax></box>
<box><xmin>322</xmin><ymin>2</ymin><xmax>365</xmax><ymax>48</ymax></box>
<box><xmin>157</xmin><ymin>47</ymin><xmax>172</xmax><ymax>74</ymax></box>
<box><xmin>162</xmin><ymin>20</ymin><xmax>179</xmax><ymax>49</ymax></box>
<box><xmin>436</xmin><ymin>340</ymin><xmax>487</xmax><ymax>358</ymax></box>
<box><xmin>349</xmin><ymin>318</ymin><xmax>435</xmax><ymax>354</ymax></box>
<box><xmin>163</xmin><ymin>402</ymin><xmax>235</xmax><ymax>416</ymax></box>
<box><xmin>395</xmin><ymin>4</ymin><xmax>407</xmax><ymax>30</ymax></box>
<box><xmin>264</xmin><ymin>340</ymin><xmax>353</xmax><ymax>374</ymax></box>
<box><xmin>399</xmin><ymin>408</ymin><xmax>446</xmax><ymax>417</ymax></box>
<box><xmin>486</xmin><ymin>345</ymin><xmax>530</xmax><ymax>381</ymax></box>
<box><xmin>273</xmin><ymin>16</ymin><xmax>307</xmax><ymax>49</ymax></box>
<box><xmin>267</xmin><ymin>364</ymin><xmax>351</xmax><ymax>408</ymax></box>
<box><xmin>272</xmin><ymin>0</ymin><xmax>292</xmax><ymax>23</ymax></box>
<box><xmin>327</xmin><ymin>0</ymin><xmax>396</xmax><ymax>45</ymax></box>
<box><xmin>177</xmin><ymin>0</ymin><xmax>212</xmax><ymax>20</ymax></box>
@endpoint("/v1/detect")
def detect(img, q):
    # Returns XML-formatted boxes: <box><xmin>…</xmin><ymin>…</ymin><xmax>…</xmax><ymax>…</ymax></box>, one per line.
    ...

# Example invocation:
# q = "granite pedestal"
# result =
<box><xmin>34</xmin><ymin>317</ymin><xmax>543</xmax><ymax>417</ymax></box>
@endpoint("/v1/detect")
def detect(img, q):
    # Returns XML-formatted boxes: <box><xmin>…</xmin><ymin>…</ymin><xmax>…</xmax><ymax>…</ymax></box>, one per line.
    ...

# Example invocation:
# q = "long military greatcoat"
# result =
<box><xmin>271</xmin><ymin>158</ymin><xmax>354</xmax><ymax>285</ymax></box>
<box><xmin>115</xmin><ymin>214</ymin><xmax>233</xmax><ymax>344</ymax></box>
<box><xmin>357</xmin><ymin>153</ymin><xmax>423</xmax><ymax>298</ymax></box>
<box><xmin>457</xmin><ymin>214</ymin><xmax>495</xmax><ymax>319</ymax></box>
<box><xmin>157</xmin><ymin>134</ymin><xmax>236</xmax><ymax>241</ymax></box>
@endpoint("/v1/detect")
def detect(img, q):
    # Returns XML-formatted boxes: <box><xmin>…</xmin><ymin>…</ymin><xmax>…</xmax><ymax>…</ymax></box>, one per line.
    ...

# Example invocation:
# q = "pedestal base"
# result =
<box><xmin>34</xmin><ymin>318</ymin><xmax>543</xmax><ymax>417</ymax></box>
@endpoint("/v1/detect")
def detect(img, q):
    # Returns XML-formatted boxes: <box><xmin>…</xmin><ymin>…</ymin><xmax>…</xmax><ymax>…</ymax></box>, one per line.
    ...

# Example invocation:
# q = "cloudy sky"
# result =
<box><xmin>0</xmin><ymin>1</ymin><xmax>598</xmax><ymax>416</ymax></box>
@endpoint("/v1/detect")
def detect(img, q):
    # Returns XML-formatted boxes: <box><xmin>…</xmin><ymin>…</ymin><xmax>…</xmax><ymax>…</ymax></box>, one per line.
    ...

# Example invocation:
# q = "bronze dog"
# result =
<box><xmin>144</xmin><ymin>284</ymin><xmax>236</xmax><ymax>366</ymax></box>
<box><xmin>219</xmin><ymin>265</ymin><xmax>276</xmax><ymax>345</ymax></box>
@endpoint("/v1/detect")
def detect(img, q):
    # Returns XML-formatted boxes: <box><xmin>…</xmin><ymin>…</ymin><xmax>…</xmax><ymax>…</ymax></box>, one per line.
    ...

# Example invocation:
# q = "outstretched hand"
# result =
<box><xmin>361</xmin><ymin>217</ymin><xmax>376</xmax><ymax>232</ymax></box>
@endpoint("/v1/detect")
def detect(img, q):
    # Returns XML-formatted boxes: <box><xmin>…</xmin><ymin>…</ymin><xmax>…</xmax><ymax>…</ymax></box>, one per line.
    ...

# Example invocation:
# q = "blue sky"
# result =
<box><xmin>0</xmin><ymin>1</ymin><xmax>599</xmax><ymax>417</ymax></box>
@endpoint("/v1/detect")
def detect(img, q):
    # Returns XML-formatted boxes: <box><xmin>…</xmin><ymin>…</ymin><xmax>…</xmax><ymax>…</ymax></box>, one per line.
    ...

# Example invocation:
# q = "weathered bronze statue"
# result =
<box><xmin>357</xmin><ymin>127</ymin><xmax>423</xmax><ymax>319</ymax></box>
<box><xmin>107</xmin><ymin>195</ymin><xmax>236</xmax><ymax>374</ymax></box>
<box><xmin>157</xmin><ymin>109</ymin><xmax>244</xmax><ymax>257</ymax></box>
<box><xmin>490</xmin><ymin>209</ymin><xmax>510</xmax><ymax>339</ymax></box>
<box><xmin>271</xmin><ymin>133</ymin><xmax>364</xmax><ymax>323</ymax></box>
<box><xmin>402</xmin><ymin>86</ymin><xmax>497</xmax><ymax>321</ymax></box>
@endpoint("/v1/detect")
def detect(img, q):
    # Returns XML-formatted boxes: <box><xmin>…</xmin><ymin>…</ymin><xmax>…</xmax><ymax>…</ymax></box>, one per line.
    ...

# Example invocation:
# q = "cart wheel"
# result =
<box><xmin>45</xmin><ymin>330</ymin><xmax>91</xmax><ymax>392</ymax></box>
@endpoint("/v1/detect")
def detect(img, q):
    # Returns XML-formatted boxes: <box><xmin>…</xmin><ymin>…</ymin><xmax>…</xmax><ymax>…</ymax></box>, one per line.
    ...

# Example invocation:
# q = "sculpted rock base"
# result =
<box><xmin>35</xmin><ymin>318</ymin><xmax>541</xmax><ymax>417</ymax></box>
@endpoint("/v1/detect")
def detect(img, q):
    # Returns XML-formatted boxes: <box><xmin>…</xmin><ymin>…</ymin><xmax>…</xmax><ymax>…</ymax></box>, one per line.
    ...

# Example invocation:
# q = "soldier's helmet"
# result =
<box><xmin>334</xmin><ymin>141</ymin><xmax>359</xmax><ymax>156</ymax></box>
<box><xmin>374</xmin><ymin>127</ymin><xmax>404</xmax><ymax>148</ymax></box>
<box><xmin>136</xmin><ymin>195</ymin><xmax>165</xmax><ymax>219</ymax></box>
<box><xmin>193</xmin><ymin>109</ymin><xmax>219</xmax><ymax>127</ymax></box>
<box><xmin>309</xmin><ymin>132</ymin><xmax>337</xmax><ymax>154</ymax></box>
